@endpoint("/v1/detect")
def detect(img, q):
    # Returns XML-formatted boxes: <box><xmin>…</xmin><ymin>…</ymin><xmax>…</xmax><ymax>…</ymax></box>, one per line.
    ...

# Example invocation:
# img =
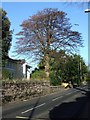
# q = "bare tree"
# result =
<box><xmin>15</xmin><ymin>8</ymin><xmax>83</xmax><ymax>78</ymax></box>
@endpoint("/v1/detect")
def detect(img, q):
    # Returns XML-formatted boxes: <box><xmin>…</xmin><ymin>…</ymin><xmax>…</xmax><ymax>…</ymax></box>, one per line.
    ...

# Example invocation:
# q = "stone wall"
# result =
<box><xmin>2</xmin><ymin>80</ymin><xmax>64</xmax><ymax>105</ymax></box>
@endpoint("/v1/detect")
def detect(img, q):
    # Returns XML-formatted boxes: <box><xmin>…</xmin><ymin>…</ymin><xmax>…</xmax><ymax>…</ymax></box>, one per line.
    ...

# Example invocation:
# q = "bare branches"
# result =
<box><xmin>15</xmin><ymin>8</ymin><xmax>83</xmax><ymax>63</ymax></box>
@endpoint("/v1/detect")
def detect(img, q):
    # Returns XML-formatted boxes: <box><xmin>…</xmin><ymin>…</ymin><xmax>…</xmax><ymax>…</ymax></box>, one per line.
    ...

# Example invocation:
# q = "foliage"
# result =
<box><xmin>31</xmin><ymin>69</ymin><xmax>47</xmax><ymax>80</ymax></box>
<box><xmin>49</xmin><ymin>50</ymin><xmax>88</xmax><ymax>86</ymax></box>
<box><xmin>49</xmin><ymin>71</ymin><xmax>61</xmax><ymax>86</ymax></box>
<box><xmin>38</xmin><ymin>58</ymin><xmax>45</xmax><ymax>70</ymax></box>
<box><xmin>86</xmin><ymin>71</ymin><xmax>90</xmax><ymax>81</ymax></box>
<box><xmin>31</xmin><ymin>49</ymin><xmax>88</xmax><ymax>86</ymax></box>
<box><xmin>2</xmin><ymin>69</ymin><xmax>12</xmax><ymax>80</ymax></box>
<box><xmin>66</xmin><ymin>54</ymin><xmax>87</xmax><ymax>85</ymax></box>
<box><xmin>1</xmin><ymin>8</ymin><xmax>12</xmax><ymax>64</ymax></box>
<box><xmin>86</xmin><ymin>78</ymin><xmax>90</xmax><ymax>81</ymax></box>
<box><xmin>49</xmin><ymin>50</ymin><xmax>67</xmax><ymax>85</ymax></box>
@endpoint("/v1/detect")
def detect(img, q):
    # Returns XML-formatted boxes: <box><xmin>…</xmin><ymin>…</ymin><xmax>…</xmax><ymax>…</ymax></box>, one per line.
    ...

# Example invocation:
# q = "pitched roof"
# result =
<box><xmin>7</xmin><ymin>57</ymin><xmax>25</xmax><ymax>64</ymax></box>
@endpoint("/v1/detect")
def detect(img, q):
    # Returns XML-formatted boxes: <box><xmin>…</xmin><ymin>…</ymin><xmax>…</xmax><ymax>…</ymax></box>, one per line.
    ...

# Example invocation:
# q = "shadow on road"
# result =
<box><xmin>75</xmin><ymin>87</ymin><xmax>87</xmax><ymax>93</ymax></box>
<box><xmin>49</xmin><ymin>91</ymin><xmax>89</xmax><ymax>120</ymax></box>
<box><xmin>28</xmin><ymin>96</ymin><xmax>41</xmax><ymax>120</ymax></box>
<box><xmin>27</xmin><ymin>86</ymin><xmax>90</xmax><ymax>120</ymax></box>
<box><xmin>74</xmin><ymin>85</ymin><xmax>90</xmax><ymax>98</ymax></box>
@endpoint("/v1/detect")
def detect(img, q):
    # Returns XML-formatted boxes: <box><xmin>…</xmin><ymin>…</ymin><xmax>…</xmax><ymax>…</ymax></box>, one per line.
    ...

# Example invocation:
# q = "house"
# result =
<box><xmin>23</xmin><ymin>62</ymin><xmax>31</xmax><ymax>80</ymax></box>
<box><xmin>2</xmin><ymin>57</ymin><xmax>31</xmax><ymax>80</ymax></box>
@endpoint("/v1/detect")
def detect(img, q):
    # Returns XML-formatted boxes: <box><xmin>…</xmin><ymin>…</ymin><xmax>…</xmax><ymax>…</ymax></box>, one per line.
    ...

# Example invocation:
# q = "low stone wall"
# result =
<box><xmin>2</xmin><ymin>80</ymin><xmax>64</xmax><ymax>105</ymax></box>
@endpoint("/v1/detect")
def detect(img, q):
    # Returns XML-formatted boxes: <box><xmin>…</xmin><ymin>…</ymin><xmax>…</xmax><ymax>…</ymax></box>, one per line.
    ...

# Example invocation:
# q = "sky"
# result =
<box><xmin>1</xmin><ymin>2</ymin><xmax>88</xmax><ymax>69</ymax></box>
<box><xmin>1</xmin><ymin>0</ymin><xmax>90</xmax><ymax>2</ymax></box>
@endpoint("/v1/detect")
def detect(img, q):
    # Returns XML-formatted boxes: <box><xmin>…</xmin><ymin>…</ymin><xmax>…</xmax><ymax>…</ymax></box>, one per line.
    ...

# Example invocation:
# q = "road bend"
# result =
<box><xmin>2</xmin><ymin>85</ymin><xmax>89</xmax><ymax>119</ymax></box>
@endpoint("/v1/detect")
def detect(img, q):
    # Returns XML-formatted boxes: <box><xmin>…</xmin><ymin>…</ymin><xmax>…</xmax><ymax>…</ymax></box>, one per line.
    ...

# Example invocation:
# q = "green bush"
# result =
<box><xmin>2</xmin><ymin>69</ymin><xmax>12</xmax><ymax>80</ymax></box>
<box><xmin>50</xmin><ymin>71</ymin><xmax>61</xmax><ymax>86</ymax></box>
<box><xmin>86</xmin><ymin>78</ymin><xmax>90</xmax><ymax>81</ymax></box>
<box><xmin>31</xmin><ymin>70</ymin><xmax>47</xmax><ymax>80</ymax></box>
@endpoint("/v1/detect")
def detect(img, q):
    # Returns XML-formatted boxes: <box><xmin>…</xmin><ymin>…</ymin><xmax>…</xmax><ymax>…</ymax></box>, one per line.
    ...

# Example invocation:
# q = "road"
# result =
<box><xmin>2</xmin><ymin>85</ymin><xmax>89</xmax><ymax>119</ymax></box>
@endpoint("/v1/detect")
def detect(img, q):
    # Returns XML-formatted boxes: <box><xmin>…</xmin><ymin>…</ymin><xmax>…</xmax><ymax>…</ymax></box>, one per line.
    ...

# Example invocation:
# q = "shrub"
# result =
<box><xmin>50</xmin><ymin>71</ymin><xmax>61</xmax><ymax>86</ymax></box>
<box><xmin>86</xmin><ymin>78</ymin><xmax>90</xmax><ymax>81</ymax></box>
<box><xmin>2</xmin><ymin>69</ymin><xmax>12</xmax><ymax>80</ymax></box>
<box><xmin>31</xmin><ymin>70</ymin><xmax>47</xmax><ymax>80</ymax></box>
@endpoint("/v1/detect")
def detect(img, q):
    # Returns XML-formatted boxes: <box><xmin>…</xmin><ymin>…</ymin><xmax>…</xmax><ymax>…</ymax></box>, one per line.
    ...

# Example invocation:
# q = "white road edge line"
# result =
<box><xmin>52</xmin><ymin>96</ymin><xmax>63</xmax><ymax>101</ymax></box>
<box><xmin>21</xmin><ymin>103</ymin><xmax>46</xmax><ymax>114</ymax></box>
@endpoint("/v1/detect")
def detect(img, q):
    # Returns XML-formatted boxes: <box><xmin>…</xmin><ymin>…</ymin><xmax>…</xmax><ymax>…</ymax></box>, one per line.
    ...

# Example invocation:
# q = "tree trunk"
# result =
<box><xmin>45</xmin><ymin>54</ymin><xmax>50</xmax><ymax>78</ymax></box>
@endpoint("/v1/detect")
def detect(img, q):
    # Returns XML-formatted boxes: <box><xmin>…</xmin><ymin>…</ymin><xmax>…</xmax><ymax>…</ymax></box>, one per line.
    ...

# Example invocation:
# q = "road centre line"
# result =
<box><xmin>52</xmin><ymin>91</ymin><xmax>76</xmax><ymax>102</ymax></box>
<box><xmin>66</xmin><ymin>89</ymin><xmax>83</xmax><ymax>95</ymax></box>
<box><xmin>66</xmin><ymin>92</ymin><xmax>73</xmax><ymax>95</ymax></box>
<box><xmin>16</xmin><ymin>116</ymin><xmax>28</xmax><ymax>119</ymax></box>
<box><xmin>52</xmin><ymin>96</ymin><xmax>63</xmax><ymax>101</ymax></box>
<box><xmin>21</xmin><ymin>103</ymin><xmax>46</xmax><ymax>114</ymax></box>
<box><xmin>52</xmin><ymin>90</ymin><xmax>80</xmax><ymax>102</ymax></box>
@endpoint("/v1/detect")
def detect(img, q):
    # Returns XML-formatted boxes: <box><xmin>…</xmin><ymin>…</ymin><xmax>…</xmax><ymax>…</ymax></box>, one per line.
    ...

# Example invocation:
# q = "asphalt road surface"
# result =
<box><xmin>2</xmin><ymin>85</ymin><xmax>89</xmax><ymax>120</ymax></box>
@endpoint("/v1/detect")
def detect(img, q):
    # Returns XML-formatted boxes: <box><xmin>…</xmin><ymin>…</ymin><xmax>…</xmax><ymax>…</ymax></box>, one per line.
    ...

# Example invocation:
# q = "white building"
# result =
<box><xmin>23</xmin><ymin>62</ymin><xmax>31</xmax><ymax>80</ymax></box>
<box><xmin>2</xmin><ymin>58</ymin><xmax>31</xmax><ymax>80</ymax></box>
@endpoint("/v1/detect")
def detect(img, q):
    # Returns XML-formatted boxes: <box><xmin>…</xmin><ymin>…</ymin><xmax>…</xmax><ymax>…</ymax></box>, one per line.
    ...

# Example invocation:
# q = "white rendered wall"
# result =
<box><xmin>23</xmin><ymin>63</ymin><xmax>30</xmax><ymax>80</ymax></box>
